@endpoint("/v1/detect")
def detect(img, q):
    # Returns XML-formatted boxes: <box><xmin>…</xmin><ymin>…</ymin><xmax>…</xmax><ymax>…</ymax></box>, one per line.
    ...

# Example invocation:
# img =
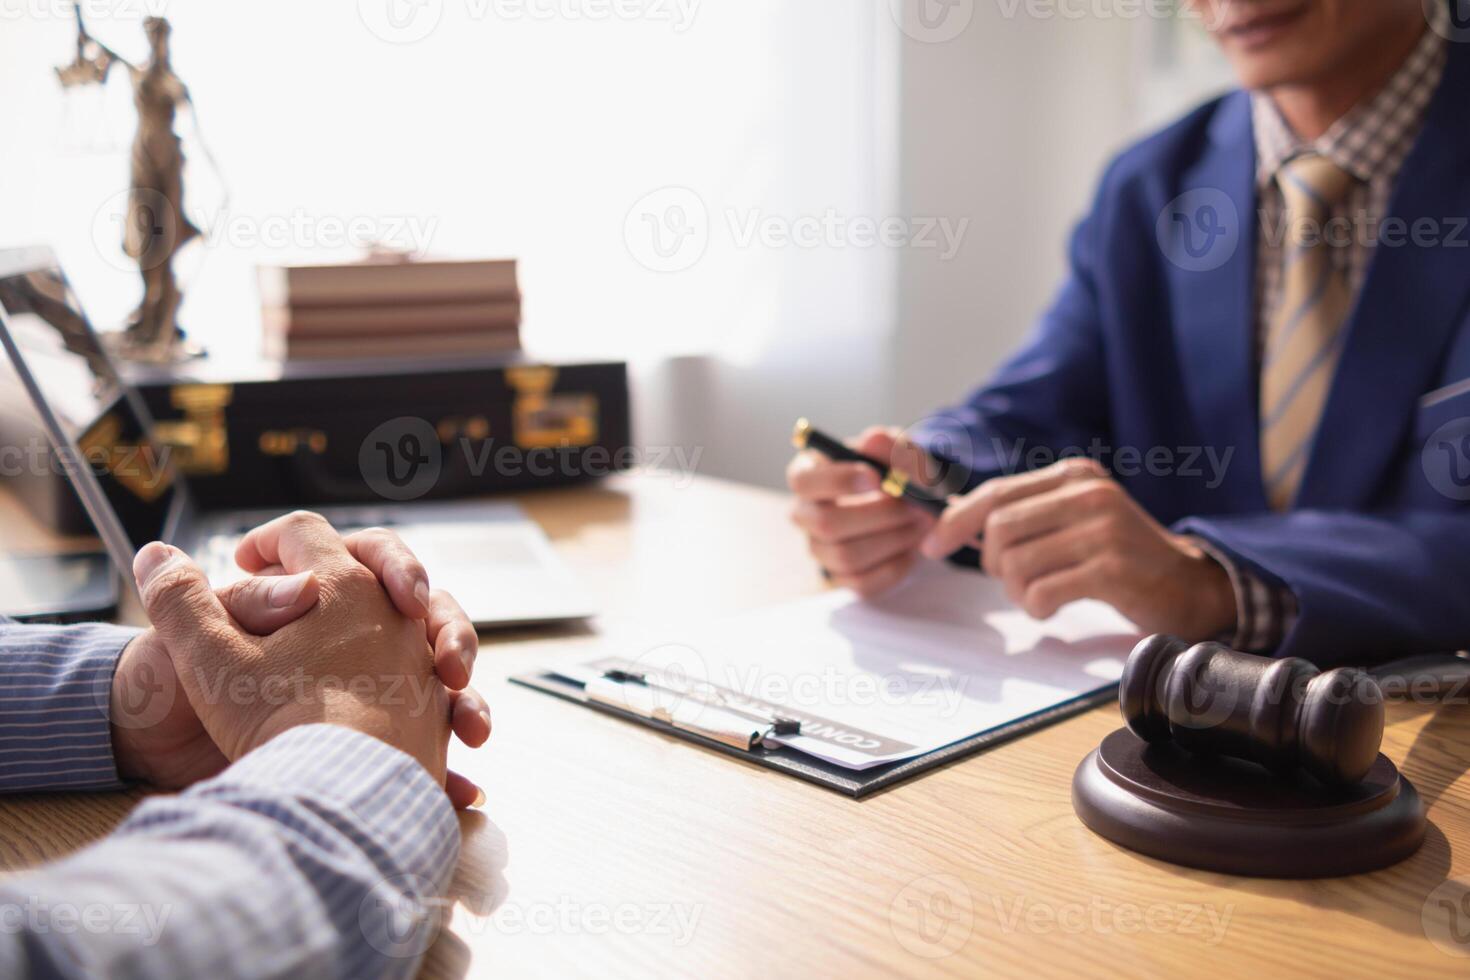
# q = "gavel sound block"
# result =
<box><xmin>1072</xmin><ymin>636</ymin><xmax>1427</xmax><ymax>878</ymax></box>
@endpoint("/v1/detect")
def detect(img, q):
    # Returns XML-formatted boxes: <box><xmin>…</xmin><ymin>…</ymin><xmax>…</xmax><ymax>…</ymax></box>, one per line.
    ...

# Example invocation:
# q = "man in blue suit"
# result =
<box><xmin>789</xmin><ymin>0</ymin><xmax>1470</xmax><ymax>666</ymax></box>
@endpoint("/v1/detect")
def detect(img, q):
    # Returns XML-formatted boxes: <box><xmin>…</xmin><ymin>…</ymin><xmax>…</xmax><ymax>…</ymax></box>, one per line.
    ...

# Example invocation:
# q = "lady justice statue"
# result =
<box><xmin>56</xmin><ymin>8</ymin><xmax>211</xmax><ymax>362</ymax></box>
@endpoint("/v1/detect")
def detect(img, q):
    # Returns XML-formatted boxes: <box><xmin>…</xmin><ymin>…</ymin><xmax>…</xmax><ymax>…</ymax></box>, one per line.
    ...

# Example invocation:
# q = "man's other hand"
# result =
<box><xmin>919</xmin><ymin>458</ymin><xmax>1237</xmax><ymax>639</ymax></box>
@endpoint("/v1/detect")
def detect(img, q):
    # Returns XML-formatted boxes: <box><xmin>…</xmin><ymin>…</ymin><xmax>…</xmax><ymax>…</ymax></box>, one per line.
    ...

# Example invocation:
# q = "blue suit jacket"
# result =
<box><xmin>914</xmin><ymin>39</ymin><xmax>1470</xmax><ymax>667</ymax></box>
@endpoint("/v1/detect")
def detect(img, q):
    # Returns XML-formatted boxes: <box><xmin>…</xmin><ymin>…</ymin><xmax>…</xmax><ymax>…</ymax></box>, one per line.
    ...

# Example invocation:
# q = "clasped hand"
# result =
<box><xmin>111</xmin><ymin>511</ymin><xmax>491</xmax><ymax>809</ymax></box>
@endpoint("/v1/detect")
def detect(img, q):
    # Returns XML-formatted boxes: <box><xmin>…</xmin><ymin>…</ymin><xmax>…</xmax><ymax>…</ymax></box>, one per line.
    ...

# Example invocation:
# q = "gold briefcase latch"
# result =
<box><xmin>505</xmin><ymin>365</ymin><xmax>598</xmax><ymax>449</ymax></box>
<box><xmin>259</xmin><ymin>428</ymin><xmax>328</xmax><ymax>457</ymax></box>
<box><xmin>150</xmin><ymin>384</ymin><xmax>233</xmax><ymax>476</ymax></box>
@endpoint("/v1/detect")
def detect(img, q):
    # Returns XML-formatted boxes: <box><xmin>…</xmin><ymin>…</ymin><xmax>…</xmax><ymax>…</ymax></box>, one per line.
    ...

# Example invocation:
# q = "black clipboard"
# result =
<box><xmin>510</xmin><ymin>666</ymin><xmax>1117</xmax><ymax>798</ymax></box>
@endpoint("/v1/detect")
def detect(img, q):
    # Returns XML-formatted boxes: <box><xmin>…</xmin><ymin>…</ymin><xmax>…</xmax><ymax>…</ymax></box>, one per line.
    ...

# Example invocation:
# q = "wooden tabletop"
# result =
<box><xmin>2</xmin><ymin>472</ymin><xmax>1469</xmax><ymax>977</ymax></box>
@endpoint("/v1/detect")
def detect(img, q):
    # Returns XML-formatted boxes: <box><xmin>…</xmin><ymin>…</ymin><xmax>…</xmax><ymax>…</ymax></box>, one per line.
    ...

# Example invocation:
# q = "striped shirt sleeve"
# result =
<box><xmin>0</xmin><ymin>619</ymin><xmax>137</xmax><ymax>793</ymax></box>
<box><xmin>0</xmin><ymin>723</ymin><xmax>460</xmax><ymax>980</ymax></box>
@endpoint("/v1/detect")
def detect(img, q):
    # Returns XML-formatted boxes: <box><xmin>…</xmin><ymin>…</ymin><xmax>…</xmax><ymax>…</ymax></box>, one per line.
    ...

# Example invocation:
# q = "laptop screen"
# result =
<box><xmin>0</xmin><ymin>263</ymin><xmax>176</xmax><ymax>549</ymax></box>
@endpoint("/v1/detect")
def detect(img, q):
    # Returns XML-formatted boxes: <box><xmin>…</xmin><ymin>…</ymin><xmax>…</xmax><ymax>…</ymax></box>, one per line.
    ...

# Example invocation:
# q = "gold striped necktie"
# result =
<box><xmin>1259</xmin><ymin>153</ymin><xmax>1357</xmax><ymax>511</ymax></box>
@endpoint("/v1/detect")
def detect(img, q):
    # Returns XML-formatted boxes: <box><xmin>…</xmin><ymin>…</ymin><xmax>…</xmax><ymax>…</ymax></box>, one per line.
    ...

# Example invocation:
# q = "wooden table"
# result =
<box><xmin>2</xmin><ymin>473</ymin><xmax>1469</xmax><ymax>977</ymax></box>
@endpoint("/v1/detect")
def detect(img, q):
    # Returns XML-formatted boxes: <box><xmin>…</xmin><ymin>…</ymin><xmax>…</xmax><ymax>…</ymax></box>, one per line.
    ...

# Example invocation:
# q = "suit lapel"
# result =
<box><xmin>1296</xmin><ymin>40</ymin><xmax>1470</xmax><ymax>508</ymax></box>
<box><xmin>1166</xmin><ymin>92</ymin><xmax>1267</xmax><ymax>512</ymax></box>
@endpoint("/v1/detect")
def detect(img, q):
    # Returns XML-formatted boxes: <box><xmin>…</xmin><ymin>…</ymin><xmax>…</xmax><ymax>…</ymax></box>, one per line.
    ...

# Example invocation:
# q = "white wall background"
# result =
<box><xmin>0</xmin><ymin>0</ymin><xmax>1232</xmax><ymax>489</ymax></box>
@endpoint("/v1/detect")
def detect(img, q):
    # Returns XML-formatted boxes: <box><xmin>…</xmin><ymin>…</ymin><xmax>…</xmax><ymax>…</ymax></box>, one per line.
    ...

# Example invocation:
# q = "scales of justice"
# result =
<box><xmin>55</xmin><ymin>4</ymin><xmax>219</xmax><ymax>363</ymax></box>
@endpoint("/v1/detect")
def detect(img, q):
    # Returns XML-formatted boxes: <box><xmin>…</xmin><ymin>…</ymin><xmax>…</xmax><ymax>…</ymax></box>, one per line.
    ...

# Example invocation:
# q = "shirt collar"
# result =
<box><xmin>1250</xmin><ymin>10</ymin><xmax>1447</xmax><ymax>190</ymax></box>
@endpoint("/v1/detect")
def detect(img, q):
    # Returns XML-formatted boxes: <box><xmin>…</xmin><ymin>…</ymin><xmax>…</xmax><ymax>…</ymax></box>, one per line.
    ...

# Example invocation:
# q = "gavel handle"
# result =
<box><xmin>1369</xmin><ymin>653</ymin><xmax>1470</xmax><ymax>699</ymax></box>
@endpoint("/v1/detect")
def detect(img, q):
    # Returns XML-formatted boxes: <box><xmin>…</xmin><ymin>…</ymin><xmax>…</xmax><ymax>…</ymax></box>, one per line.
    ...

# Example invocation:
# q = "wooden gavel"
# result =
<box><xmin>1119</xmin><ymin>635</ymin><xmax>1385</xmax><ymax>787</ymax></box>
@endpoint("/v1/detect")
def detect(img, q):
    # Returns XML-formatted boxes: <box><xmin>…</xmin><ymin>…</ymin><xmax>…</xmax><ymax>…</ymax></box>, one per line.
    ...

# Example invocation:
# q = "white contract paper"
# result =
<box><xmin>579</xmin><ymin>563</ymin><xmax>1143</xmax><ymax>770</ymax></box>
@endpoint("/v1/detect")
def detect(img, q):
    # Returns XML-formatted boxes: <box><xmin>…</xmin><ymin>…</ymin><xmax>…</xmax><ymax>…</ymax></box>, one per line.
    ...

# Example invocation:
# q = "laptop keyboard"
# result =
<box><xmin>199</xmin><ymin>534</ymin><xmax>247</xmax><ymax>587</ymax></box>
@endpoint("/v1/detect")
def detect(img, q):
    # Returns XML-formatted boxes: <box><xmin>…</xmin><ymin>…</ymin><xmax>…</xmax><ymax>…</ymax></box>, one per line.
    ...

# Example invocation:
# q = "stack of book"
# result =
<box><xmin>258</xmin><ymin>258</ymin><xmax>521</xmax><ymax>362</ymax></box>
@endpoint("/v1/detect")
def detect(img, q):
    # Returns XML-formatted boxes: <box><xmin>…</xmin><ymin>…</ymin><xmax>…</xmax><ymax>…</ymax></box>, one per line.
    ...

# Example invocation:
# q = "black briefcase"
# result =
<box><xmin>123</xmin><ymin>354</ymin><xmax>632</xmax><ymax>510</ymax></box>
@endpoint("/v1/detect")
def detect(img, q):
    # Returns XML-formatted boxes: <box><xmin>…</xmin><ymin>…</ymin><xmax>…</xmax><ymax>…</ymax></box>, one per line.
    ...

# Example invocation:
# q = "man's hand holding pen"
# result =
<box><xmin>787</xmin><ymin>426</ymin><xmax>939</xmax><ymax>597</ymax></box>
<box><xmin>789</xmin><ymin>425</ymin><xmax>1237</xmax><ymax>641</ymax></box>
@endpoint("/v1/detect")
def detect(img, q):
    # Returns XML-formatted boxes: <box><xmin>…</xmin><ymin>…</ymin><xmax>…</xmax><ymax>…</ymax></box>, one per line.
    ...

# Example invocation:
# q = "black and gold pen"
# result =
<box><xmin>791</xmin><ymin>418</ymin><xmax>981</xmax><ymax>564</ymax></box>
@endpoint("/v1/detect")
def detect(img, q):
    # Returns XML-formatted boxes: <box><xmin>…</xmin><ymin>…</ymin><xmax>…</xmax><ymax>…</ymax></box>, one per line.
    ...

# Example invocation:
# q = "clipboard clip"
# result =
<box><xmin>595</xmin><ymin>668</ymin><xmax>802</xmax><ymax>747</ymax></box>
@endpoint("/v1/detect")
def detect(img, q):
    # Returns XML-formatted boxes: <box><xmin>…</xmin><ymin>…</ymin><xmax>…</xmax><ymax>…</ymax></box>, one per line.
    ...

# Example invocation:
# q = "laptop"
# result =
<box><xmin>0</xmin><ymin>247</ymin><xmax>596</xmax><ymax>628</ymax></box>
